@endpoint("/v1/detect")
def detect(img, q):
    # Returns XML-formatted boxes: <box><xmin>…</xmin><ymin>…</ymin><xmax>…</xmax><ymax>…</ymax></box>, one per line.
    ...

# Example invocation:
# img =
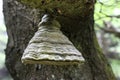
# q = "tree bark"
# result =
<box><xmin>3</xmin><ymin>0</ymin><xmax>116</xmax><ymax>80</ymax></box>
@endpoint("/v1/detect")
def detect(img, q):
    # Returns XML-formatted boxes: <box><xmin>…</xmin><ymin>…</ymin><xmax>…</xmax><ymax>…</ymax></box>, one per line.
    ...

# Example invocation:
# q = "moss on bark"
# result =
<box><xmin>19</xmin><ymin>0</ymin><xmax>88</xmax><ymax>17</ymax></box>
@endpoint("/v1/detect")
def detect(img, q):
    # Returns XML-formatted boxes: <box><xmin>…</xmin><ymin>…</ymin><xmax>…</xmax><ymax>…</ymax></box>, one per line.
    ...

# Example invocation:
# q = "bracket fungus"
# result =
<box><xmin>21</xmin><ymin>14</ymin><xmax>84</xmax><ymax>65</ymax></box>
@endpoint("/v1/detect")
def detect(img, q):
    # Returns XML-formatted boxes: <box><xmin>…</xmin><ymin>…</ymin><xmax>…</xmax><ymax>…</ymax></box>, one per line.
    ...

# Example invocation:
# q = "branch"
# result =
<box><xmin>95</xmin><ymin>23</ymin><xmax>120</xmax><ymax>38</ymax></box>
<box><xmin>102</xmin><ymin>13</ymin><xmax>120</xmax><ymax>18</ymax></box>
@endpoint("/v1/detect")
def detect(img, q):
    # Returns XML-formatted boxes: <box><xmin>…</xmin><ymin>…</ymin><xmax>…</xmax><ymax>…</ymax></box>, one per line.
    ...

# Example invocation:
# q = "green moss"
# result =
<box><xmin>93</xmin><ymin>34</ymin><xmax>103</xmax><ymax>53</ymax></box>
<box><xmin>19</xmin><ymin>0</ymin><xmax>85</xmax><ymax>17</ymax></box>
<box><xmin>93</xmin><ymin>34</ymin><xmax>116</xmax><ymax>80</ymax></box>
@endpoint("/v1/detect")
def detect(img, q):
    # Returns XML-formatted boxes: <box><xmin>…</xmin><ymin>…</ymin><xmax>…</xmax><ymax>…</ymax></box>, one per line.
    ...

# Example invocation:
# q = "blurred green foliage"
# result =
<box><xmin>0</xmin><ymin>25</ymin><xmax>11</xmax><ymax>80</ymax></box>
<box><xmin>94</xmin><ymin>0</ymin><xmax>120</xmax><ymax>79</ymax></box>
<box><xmin>95</xmin><ymin>0</ymin><xmax>120</xmax><ymax>28</ymax></box>
<box><xmin>0</xmin><ymin>53</ymin><xmax>5</xmax><ymax>69</ymax></box>
<box><xmin>110</xmin><ymin>59</ymin><xmax>120</xmax><ymax>77</ymax></box>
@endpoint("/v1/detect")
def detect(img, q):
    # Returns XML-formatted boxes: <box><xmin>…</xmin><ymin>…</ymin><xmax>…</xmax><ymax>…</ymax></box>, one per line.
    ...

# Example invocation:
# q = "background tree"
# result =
<box><xmin>94</xmin><ymin>1</ymin><xmax>120</xmax><ymax>79</ymax></box>
<box><xmin>3</xmin><ymin>0</ymin><xmax>116</xmax><ymax>80</ymax></box>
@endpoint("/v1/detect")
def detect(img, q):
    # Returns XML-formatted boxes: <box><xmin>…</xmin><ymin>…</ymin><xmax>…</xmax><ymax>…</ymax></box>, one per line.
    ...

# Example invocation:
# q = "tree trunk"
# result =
<box><xmin>3</xmin><ymin>0</ymin><xmax>116</xmax><ymax>80</ymax></box>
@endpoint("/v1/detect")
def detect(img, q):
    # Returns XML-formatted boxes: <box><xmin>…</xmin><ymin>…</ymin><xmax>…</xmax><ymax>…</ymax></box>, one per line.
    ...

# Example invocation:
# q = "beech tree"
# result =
<box><xmin>3</xmin><ymin>0</ymin><xmax>116</xmax><ymax>80</ymax></box>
